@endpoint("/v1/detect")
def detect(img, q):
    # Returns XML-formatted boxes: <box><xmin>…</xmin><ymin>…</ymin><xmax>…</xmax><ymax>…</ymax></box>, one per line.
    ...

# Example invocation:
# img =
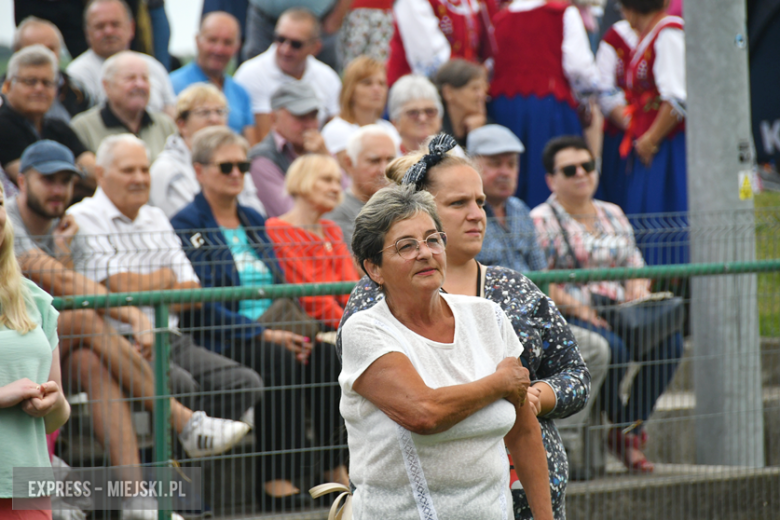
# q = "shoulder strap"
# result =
<box><xmin>547</xmin><ymin>203</ymin><xmax>582</xmax><ymax>269</ymax></box>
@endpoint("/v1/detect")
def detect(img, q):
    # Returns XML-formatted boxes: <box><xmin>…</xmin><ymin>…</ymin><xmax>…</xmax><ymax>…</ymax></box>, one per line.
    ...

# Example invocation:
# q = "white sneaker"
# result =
<box><xmin>178</xmin><ymin>411</ymin><xmax>250</xmax><ymax>458</ymax></box>
<box><xmin>239</xmin><ymin>406</ymin><xmax>255</xmax><ymax>430</ymax></box>
<box><xmin>120</xmin><ymin>497</ymin><xmax>185</xmax><ymax>520</ymax></box>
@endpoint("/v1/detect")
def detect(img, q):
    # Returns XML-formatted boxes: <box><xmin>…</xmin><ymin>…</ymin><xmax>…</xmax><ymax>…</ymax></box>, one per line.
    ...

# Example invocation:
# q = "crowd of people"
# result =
<box><xmin>0</xmin><ymin>0</ymin><xmax>688</xmax><ymax>518</ymax></box>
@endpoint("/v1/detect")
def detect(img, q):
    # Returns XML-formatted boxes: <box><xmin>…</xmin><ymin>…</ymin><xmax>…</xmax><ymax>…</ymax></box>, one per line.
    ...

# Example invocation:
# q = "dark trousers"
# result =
<box><xmin>223</xmin><ymin>337</ymin><xmax>345</xmax><ymax>484</ymax></box>
<box><xmin>169</xmin><ymin>333</ymin><xmax>263</xmax><ymax>421</ymax></box>
<box><xmin>568</xmin><ymin>319</ymin><xmax>684</xmax><ymax>429</ymax></box>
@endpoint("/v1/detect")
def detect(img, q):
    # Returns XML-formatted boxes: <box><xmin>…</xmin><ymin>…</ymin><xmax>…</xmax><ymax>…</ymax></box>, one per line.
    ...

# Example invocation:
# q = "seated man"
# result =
<box><xmin>9</xmin><ymin>141</ymin><xmax>259</xmax><ymax>513</ymax></box>
<box><xmin>71</xmin><ymin>51</ymin><xmax>177</xmax><ymax>161</ymax></box>
<box><xmin>468</xmin><ymin>124</ymin><xmax>612</xmax><ymax>479</ymax></box>
<box><xmin>67</xmin><ymin>0</ymin><xmax>176</xmax><ymax>117</ymax></box>
<box><xmin>62</xmin><ymin>136</ymin><xmax>263</xmax><ymax>445</ymax></box>
<box><xmin>169</xmin><ymin>11</ymin><xmax>255</xmax><ymax>141</ymax></box>
<box><xmin>13</xmin><ymin>16</ymin><xmax>93</xmax><ymax>122</ymax></box>
<box><xmin>235</xmin><ymin>7</ymin><xmax>341</xmax><ymax>143</ymax></box>
<box><xmin>247</xmin><ymin>81</ymin><xmax>330</xmax><ymax>217</ymax></box>
<box><xmin>468</xmin><ymin>124</ymin><xmax>547</xmax><ymax>273</ymax></box>
<box><xmin>323</xmin><ymin>124</ymin><xmax>396</xmax><ymax>252</ymax></box>
<box><xmin>149</xmin><ymin>84</ymin><xmax>265</xmax><ymax>218</ymax></box>
<box><xmin>0</xmin><ymin>45</ymin><xmax>96</xmax><ymax>192</ymax></box>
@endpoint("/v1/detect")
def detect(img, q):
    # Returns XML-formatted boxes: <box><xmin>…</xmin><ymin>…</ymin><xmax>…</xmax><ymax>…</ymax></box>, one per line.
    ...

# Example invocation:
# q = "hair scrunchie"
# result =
<box><xmin>401</xmin><ymin>134</ymin><xmax>458</xmax><ymax>191</ymax></box>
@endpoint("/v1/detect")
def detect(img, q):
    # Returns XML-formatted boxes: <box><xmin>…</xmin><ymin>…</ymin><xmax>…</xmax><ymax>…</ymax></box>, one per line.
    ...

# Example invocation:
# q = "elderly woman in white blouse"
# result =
<box><xmin>340</xmin><ymin>185</ymin><xmax>553</xmax><ymax>520</ymax></box>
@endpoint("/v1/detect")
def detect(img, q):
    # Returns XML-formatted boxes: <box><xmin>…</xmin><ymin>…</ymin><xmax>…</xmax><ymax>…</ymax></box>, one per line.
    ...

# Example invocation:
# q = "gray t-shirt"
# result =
<box><xmin>324</xmin><ymin>191</ymin><xmax>365</xmax><ymax>254</ymax></box>
<box><xmin>6</xmin><ymin>197</ymin><xmax>78</xmax><ymax>259</ymax></box>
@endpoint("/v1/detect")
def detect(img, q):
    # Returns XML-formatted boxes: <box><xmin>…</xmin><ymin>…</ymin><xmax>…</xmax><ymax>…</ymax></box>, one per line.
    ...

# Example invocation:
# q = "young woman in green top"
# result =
<box><xmin>0</xmin><ymin>182</ymin><xmax>70</xmax><ymax>515</ymax></box>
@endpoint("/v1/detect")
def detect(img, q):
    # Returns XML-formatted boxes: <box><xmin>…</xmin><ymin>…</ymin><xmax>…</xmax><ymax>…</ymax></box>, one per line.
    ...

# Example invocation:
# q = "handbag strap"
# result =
<box><xmin>547</xmin><ymin>203</ymin><xmax>583</xmax><ymax>270</ymax></box>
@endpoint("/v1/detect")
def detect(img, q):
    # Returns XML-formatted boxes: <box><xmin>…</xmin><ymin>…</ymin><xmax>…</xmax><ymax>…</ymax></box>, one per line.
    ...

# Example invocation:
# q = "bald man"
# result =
<box><xmin>12</xmin><ymin>16</ymin><xmax>93</xmax><ymax>121</ymax></box>
<box><xmin>169</xmin><ymin>11</ymin><xmax>255</xmax><ymax>140</ymax></box>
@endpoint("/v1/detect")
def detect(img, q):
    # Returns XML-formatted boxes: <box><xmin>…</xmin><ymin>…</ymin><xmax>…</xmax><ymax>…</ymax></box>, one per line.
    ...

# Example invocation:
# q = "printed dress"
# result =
<box><xmin>337</xmin><ymin>267</ymin><xmax>590</xmax><ymax>520</ymax></box>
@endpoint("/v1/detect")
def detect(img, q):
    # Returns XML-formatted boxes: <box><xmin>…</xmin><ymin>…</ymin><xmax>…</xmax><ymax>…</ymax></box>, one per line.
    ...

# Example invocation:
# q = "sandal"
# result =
<box><xmin>607</xmin><ymin>428</ymin><xmax>654</xmax><ymax>473</ymax></box>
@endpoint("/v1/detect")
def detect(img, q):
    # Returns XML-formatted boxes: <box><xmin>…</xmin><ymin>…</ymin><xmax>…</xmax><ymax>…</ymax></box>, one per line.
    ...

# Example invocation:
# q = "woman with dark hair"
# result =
<box><xmin>338</xmin><ymin>135</ymin><xmax>590</xmax><ymax>519</ymax></box>
<box><xmin>619</xmin><ymin>0</ymin><xmax>687</xmax><ymax>265</ymax></box>
<box><xmin>434</xmin><ymin>59</ymin><xmax>489</xmax><ymax>148</ymax></box>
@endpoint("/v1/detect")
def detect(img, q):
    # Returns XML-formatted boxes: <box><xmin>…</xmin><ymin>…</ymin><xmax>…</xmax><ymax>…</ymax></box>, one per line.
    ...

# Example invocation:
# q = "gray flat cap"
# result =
<box><xmin>467</xmin><ymin>125</ymin><xmax>525</xmax><ymax>156</ymax></box>
<box><xmin>270</xmin><ymin>81</ymin><xmax>321</xmax><ymax>116</ymax></box>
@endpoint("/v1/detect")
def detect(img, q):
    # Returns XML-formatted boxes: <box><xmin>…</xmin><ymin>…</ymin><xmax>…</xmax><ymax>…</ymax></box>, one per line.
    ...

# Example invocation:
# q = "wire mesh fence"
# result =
<box><xmin>18</xmin><ymin>208</ymin><xmax>780</xmax><ymax>520</ymax></box>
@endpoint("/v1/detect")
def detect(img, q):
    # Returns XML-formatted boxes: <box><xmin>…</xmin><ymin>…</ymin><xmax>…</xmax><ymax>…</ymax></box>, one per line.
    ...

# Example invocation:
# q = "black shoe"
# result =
<box><xmin>261</xmin><ymin>491</ymin><xmax>313</xmax><ymax>513</ymax></box>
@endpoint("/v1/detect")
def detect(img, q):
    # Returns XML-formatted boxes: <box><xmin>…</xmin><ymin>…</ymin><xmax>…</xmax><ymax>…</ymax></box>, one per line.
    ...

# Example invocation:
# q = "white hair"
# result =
<box><xmin>345</xmin><ymin>124</ymin><xmax>396</xmax><ymax>164</ymax></box>
<box><xmin>13</xmin><ymin>16</ymin><xmax>66</xmax><ymax>56</ymax></box>
<box><xmin>6</xmin><ymin>44</ymin><xmax>58</xmax><ymax>80</ymax></box>
<box><xmin>95</xmin><ymin>134</ymin><xmax>149</xmax><ymax>168</ymax></box>
<box><xmin>101</xmin><ymin>50</ymin><xmax>147</xmax><ymax>82</ymax></box>
<box><xmin>387</xmin><ymin>75</ymin><xmax>443</xmax><ymax>122</ymax></box>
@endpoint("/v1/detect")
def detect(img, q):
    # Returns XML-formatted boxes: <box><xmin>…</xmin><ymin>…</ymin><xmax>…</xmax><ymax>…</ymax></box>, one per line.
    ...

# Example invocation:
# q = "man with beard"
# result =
<box><xmin>324</xmin><ymin>124</ymin><xmax>396</xmax><ymax>253</ymax></box>
<box><xmin>71</xmin><ymin>51</ymin><xmax>176</xmax><ymax>161</ymax></box>
<box><xmin>7</xmin><ymin>140</ymin><xmax>261</xmax><ymax>510</ymax></box>
<box><xmin>169</xmin><ymin>12</ymin><xmax>255</xmax><ymax>140</ymax></box>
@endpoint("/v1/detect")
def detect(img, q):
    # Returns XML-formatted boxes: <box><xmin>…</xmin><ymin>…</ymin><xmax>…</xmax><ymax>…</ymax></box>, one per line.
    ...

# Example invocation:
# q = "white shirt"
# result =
<box><xmin>321</xmin><ymin>117</ymin><xmax>401</xmax><ymax>155</ymax></box>
<box><xmin>233</xmin><ymin>45</ymin><xmax>341</xmax><ymax>127</ymax></box>
<box><xmin>508</xmin><ymin>0</ymin><xmax>600</xmax><ymax>97</ymax></box>
<box><xmin>66</xmin><ymin>49</ymin><xmax>177</xmax><ymax>114</ymax></box>
<box><xmin>596</xmin><ymin>20</ymin><xmax>638</xmax><ymax>116</ymax></box>
<box><xmin>68</xmin><ymin>188</ymin><xmax>199</xmax><ymax>334</ymax></box>
<box><xmin>149</xmin><ymin>133</ymin><xmax>266</xmax><ymax>218</ymax></box>
<box><xmin>340</xmin><ymin>293</ymin><xmax>522</xmax><ymax>520</ymax></box>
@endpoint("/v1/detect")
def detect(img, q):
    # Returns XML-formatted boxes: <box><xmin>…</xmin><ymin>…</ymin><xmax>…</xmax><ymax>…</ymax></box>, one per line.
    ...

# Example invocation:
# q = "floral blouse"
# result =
<box><xmin>336</xmin><ymin>266</ymin><xmax>590</xmax><ymax>520</ymax></box>
<box><xmin>530</xmin><ymin>195</ymin><xmax>647</xmax><ymax>304</ymax></box>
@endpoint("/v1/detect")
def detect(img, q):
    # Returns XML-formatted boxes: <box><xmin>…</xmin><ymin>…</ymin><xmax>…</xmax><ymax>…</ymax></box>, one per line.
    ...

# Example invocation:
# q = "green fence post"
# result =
<box><xmin>153</xmin><ymin>303</ymin><xmax>172</xmax><ymax>520</ymax></box>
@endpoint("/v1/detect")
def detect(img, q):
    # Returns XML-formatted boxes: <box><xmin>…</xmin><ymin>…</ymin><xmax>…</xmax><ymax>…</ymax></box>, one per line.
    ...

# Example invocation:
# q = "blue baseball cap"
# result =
<box><xmin>19</xmin><ymin>140</ymin><xmax>84</xmax><ymax>177</ymax></box>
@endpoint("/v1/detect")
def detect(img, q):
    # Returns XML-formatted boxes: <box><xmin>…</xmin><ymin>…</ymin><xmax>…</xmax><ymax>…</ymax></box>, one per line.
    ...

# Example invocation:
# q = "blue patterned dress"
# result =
<box><xmin>336</xmin><ymin>266</ymin><xmax>590</xmax><ymax>520</ymax></box>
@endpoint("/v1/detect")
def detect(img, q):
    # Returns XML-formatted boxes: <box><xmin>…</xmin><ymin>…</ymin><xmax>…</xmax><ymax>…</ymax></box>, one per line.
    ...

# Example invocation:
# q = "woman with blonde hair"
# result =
<box><xmin>265</xmin><ymin>154</ymin><xmax>360</xmax><ymax>329</ymax></box>
<box><xmin>322</xmin><ymin>56</ymin><xmax>400</xmax><ymax>166</ymax></box>
<box><xmin>0</xmin><ymin>182</ymin><xmax>70</xmax><ymax>516</ymax></box>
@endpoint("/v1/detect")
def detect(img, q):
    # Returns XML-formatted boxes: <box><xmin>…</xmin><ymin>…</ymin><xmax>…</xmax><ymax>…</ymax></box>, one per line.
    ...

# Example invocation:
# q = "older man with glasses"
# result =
<box><xmin>235</xmin><ymin>7</ymin><xmax>341</xmax><ymax>144</ymax></box>
<box><xmin>0</xmin><ymin>45</ymin><xmax>96</xmax><ymax>195</ymax></box>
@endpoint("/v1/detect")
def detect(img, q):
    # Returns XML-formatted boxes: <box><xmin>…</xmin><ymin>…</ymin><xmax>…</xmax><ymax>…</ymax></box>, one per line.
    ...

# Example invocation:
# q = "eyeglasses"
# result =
<box><xmin>207</xmin><ymin>161</ymin><xmax>251</xmax><ymax>174</ymax></box>
<box><xmin>381</xmin><ymin>232</ymin><xmax>447</xmax><ymax>260</ymax></box>
<box><xmin>274</xmin><ymin>33</ymin><xmax>310</xmax><ymax>50</ymax></box>
<box><xmin>12</xmin><ymin>76</ymin><xmax>58</xmax><ymax>89</ymax></box>
<box><xmin>556</xmin><ymin>160</ymin><xmax>597</xmax><ymax>178</ymax></box>
<box><xmin>190</xmin><ymin>107</ymin><xmax>229</xmax><ymax>118</ymax></box>
<box><xmin>403</xmin><ymin>107</ymin><xmax>439</xmax><ymax>121</ymax></box>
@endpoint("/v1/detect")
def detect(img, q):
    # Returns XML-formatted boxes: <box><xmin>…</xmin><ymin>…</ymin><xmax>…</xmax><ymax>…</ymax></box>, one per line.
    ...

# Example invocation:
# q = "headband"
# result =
<box><xmin>401</xmin><ymin>134</ymin><xmax>458</xmax><ymax>191</ymax></box>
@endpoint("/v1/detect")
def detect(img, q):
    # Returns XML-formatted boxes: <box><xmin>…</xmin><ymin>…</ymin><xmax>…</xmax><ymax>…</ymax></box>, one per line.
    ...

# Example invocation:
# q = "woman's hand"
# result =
<box><xmin>496</xmin><ymin>357</ymin><xmax>530</xmax><ymax>407</ymax></box>
<box><xmin>634</xmin><ymin>133</ymin><xmax>659</xmax><ymax>166</ymax></box>
<box><xmin>575</xmin><ymin>304</ymin><xmax>610</xmax><ymax>330</ymax></box>
<box><xmin>624</xmin><ymin>279</ymin><xmax>652</xmax><ymax>302</ymax></box>
<box><xmin>20</xmin><ymin>381</ymin><xmax>62</xmax><ymax>418</ymax></box>
<box><xmin>526</xmin><ymin>385</ymin><xmax>542</xmax><ymax>416</ymax></box>
<box><xmin>463</xmin><ymin>112</ymin><xmax>487</xmax><ymax>134</ymax></box>
<box><xmin>0</xmin><ymin>378</ymin><xmax>44</xmax><ymax>408</ymax></box>
<box><xmin>263</xmin><ymin>329</ymin><xmax>313</xmax><ymax>364</ymax></box>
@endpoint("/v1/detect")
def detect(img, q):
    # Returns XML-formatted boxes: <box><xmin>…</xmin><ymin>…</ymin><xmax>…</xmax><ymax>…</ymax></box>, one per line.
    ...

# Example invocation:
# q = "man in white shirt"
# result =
<box><xmin>234</xmin><ymin>7</ymin><xmax>341</xmax><ymax>144</ymax></box>
<box><xmin>68</xmin><ymin>134</ymin><xmax>265</xmax><ymax>456</ymax></box>
<box><xmin>66</xmin><ymin>0</ymin><xmax>176</xmax><ymax>117</ymax></box>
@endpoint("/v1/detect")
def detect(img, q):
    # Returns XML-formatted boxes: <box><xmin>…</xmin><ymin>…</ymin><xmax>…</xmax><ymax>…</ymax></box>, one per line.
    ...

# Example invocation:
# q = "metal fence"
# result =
<box><xmin>26</xmin><ymin>209</ymin><xmax>780</xmax><ymax>520</ymax></box>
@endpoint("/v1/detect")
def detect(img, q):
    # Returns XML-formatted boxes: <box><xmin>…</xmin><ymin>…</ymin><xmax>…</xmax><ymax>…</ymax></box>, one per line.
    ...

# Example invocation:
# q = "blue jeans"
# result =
<box><xmin>148</xmin><ymin>5</ymin><xmax>172</xmax><ymax>71</ymax></box>
<box><xmin>568</xmin><ymin>318</ymin><xmax>684</xmax><ymax>429</ymax></box>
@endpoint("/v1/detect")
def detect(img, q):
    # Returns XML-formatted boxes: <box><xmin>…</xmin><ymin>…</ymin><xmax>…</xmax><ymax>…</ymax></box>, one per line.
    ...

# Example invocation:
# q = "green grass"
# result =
<box><xmin>755</xmin><ymin>191</ymin><xmax>780</xmax><ymax>337</ymax></box>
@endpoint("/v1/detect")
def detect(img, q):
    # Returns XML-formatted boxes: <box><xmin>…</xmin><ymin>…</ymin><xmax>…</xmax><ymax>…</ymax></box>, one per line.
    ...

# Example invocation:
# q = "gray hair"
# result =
<box><xmin>13</xmin><ymin>16</ymin><xmax>65</xmax><ymax>55</ymax></box>
<box><xmin>101</xmin><ymin>50</ymin><xmax>147</xmax><ymax>82</ymax></box>
<box><xmin>6</xmin><ymin>44</ymin><xmax>58</xmax><ymax>80</ymax></box>
<box><xmin>388</xmin><ymin>75</ymin><xmax>443</xmax><ymax>122</ymax></box>
<box><xmin>345</xmin><ymin>124</ymin><xmax>396</xmax><ymax>164</ymax></box>
<box><xmin>277</xmin><ymin>7</ymin><xmax>321</xmax><ymax>40</ymax></box>
<box><xmin>352</xmin><ymin>185</ymin><xmax>443</xmax><ymax>271</ymax></box>
<box><xmin>191</xmin><ymin>126</ymin><xmax>249</xmax><ymax>165</ymax></box>
<box><xmin>96</xmin><ymin>134</ymin><xmax>149</xmax><ymax>168</ymax></box>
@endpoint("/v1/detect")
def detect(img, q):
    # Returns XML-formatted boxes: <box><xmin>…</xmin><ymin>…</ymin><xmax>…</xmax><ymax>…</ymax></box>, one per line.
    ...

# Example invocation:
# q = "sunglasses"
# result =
<box><xmin>208</xmin><ymin>161</ymin><xmax>250</xmax><ymax>174</ymax></box>
<box><xmin>274</xmin><ymin>33</ymin><xmax>309</xmax><ymax>50</ymax></box>
<box><xmin>556</xmin><ymin>160</ymin><xmax>596</xmax><ymax>178</ymax></box>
